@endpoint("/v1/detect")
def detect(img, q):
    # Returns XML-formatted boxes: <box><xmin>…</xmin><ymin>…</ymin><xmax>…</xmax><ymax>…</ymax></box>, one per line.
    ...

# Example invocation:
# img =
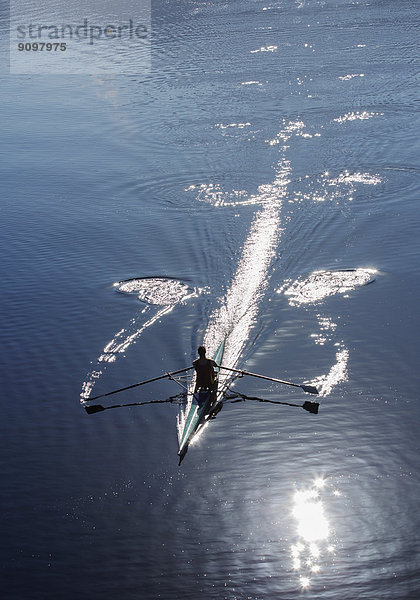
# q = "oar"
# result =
<box><xmin>83</xmin><ymin>366</ymin><xmax>193</xmax><ymax>402</ymax></box>
<box><xmin>229</xmin><ymin>392</ymin><xmax>319</xmax><ymax>413</ymax></box>
<box><xmin>85</xmin><ymin>397</ymin><xmax>182</xmax><ymax>415</ymax></box>
<box><xmin>219</xmin><ymin>366</ymin><xmax>318</xmax><ymax>395</ymax></box>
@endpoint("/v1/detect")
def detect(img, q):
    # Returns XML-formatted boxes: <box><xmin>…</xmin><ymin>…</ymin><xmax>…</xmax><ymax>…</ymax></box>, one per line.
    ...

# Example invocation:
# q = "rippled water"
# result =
<box><xmin>1</xmin><ymin>0</ymin><xmax>420</xmax><ymax>598</ymax></box>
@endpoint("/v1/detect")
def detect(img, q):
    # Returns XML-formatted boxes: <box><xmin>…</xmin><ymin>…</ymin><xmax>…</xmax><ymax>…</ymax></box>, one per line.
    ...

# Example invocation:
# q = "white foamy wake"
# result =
<box><xmin>177</xmin><ymin>122</ymin><xmax>304</xmax><ymax>441</ymax></box>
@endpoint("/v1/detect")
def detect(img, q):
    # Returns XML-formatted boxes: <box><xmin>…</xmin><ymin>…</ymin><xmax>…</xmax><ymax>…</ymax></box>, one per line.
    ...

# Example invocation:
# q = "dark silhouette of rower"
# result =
<box><xmin>193</xmin><ymin>345</ymin><xmax>218</xmax><ymax>392</ymax></box>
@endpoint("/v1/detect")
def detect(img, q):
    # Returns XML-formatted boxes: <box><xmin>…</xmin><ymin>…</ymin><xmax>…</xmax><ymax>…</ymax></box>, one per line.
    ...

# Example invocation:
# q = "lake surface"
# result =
<box><xmin>1</xmin><ymin>0</ymin><xmax>420</xmax><ymax>598</ymax></box>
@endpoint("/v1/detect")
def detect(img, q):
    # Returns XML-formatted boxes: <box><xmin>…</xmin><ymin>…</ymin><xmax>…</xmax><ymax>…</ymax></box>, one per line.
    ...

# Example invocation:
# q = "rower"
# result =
<box><xmin>193</xmin><ymin>345</ymin><xmax>218</xmax><ymax>393</ymax></box>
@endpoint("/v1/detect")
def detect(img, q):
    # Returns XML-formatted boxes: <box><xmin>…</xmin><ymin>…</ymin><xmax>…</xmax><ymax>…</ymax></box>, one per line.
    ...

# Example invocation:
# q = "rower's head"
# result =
<box><xmin>198</xmin><ymin>345</ymin><xmax>206</xmax><ymax>357</ymax></box>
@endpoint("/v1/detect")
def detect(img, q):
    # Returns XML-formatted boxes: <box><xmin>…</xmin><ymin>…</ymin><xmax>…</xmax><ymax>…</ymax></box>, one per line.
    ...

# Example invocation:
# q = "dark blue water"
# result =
<box><xmin>1</xmin><ymin>0</ymin><xmax>420</xmax><ymax>598</ymax></box>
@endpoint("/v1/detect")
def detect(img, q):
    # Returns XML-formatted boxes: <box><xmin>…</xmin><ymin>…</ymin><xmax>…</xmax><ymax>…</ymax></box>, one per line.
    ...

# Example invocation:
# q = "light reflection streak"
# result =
<box><xmin>215</xmin><ymin>122</ymin><xmax>251</xmax><ymax>130</ymax></box>
<box><xmin>250</xmin><ymin>45</ymin><xmax>278</xmax><ymax>53</ymax></box>
<box><xmin>314</xmin><ymin>347</ymin><xmax>349</xmax><ymax>397</ymax></box>
<box><xmin>311</xmin><ymin>315</ymin><xmax>337</xmax><ymax>346</ymax></box>
<box><xmin>328</xmin><ymin>171</ymin><xmax>382</xmax><ymax>185</ymax></box>
<box><xmin>338</xmin><ymin>73</ymin><xmax>365</xmax><ymax>81</ymax></box>
<box><xmin>333</xmin><ymin>110</ymin><xmax>382</xmax><ymax>123</ymax></box>
<box><xmin>291</xmin><ymin>478</ymin><xmax>340</xmax><ymax>590</ymax></box>
<box><xmin>203</xmin><ymin>153</ymin><xmax>296</xmax><ymax>377</ymax></box>
<box><xmin>81</xmin><ymin>306</ymin><xmax>175</xmax><ymax>400</ymax></box>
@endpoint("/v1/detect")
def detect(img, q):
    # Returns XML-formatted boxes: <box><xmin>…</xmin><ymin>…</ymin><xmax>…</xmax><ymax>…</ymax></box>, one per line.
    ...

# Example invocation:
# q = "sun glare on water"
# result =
<box><xmin>290</xmin><ymin>477</ymin><xmax>341</xmax><ymax>590</ymax></box>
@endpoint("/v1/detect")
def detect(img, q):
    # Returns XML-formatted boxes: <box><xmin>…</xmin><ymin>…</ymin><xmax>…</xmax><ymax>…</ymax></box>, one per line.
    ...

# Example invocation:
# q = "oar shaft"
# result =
<box><xmin>219</xmin><ymin>366</ymin><xmax>301</xmax><ymax>388</ymax></box>
<box><xmin>219</xmin><ymin>365</ymin><xmax>318</xmax><ymax>394</ymax></box>
<box><xmin>84</xmin><ymin>366</ymin><xmax>193</xmax><ymax>402</ymax></box>
<box><xmin>85</xmin><ymin>397</ymin><xmax>180</xmax><ymax>414</ymax></box>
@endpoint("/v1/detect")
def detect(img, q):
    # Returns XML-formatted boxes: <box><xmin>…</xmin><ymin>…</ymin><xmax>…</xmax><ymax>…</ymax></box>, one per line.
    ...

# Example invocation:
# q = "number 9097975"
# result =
<box><xmin>18</xmin><ymin>42</ymin><xmax>67</xmax><ymax>51</ymax></box>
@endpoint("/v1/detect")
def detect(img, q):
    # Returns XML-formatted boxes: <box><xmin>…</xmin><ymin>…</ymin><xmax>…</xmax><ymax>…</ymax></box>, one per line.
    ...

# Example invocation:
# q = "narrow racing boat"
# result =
<box><xmin>177</xmin><ymin>338</ymin><xmax>226</xmax><ymax>464</ymax></box>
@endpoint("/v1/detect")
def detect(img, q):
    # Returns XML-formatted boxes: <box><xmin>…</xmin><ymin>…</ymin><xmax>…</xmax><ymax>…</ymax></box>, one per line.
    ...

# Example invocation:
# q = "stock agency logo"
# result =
<box><xmin>10</xmin><ymin>1</ymin><xmax>151</xmax><ymax>74</ymax></box>
<box><xmin>16</xmin><ymin>19</ymin><xmax>148</xmax><ymax>46</ymax></box>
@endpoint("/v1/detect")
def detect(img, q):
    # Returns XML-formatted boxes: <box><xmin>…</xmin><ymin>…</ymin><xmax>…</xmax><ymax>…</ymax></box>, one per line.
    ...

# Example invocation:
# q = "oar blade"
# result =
<box><xmin>85</xmin><ymin>404</ymin><xmax>105</xmax><ymax>415</ymax></box>
<box><xmin>302</xmin><ymin>401</ymin><xmax>319</xmax><ymax>414</ymax></box>
<box><xmin>300</xmin><ymin>384</ymin><xmax>319</xmax><ymax>395</ymax></box>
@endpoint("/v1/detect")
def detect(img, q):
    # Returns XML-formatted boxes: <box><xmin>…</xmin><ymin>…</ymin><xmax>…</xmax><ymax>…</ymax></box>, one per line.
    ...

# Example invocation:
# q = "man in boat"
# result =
<box><xmin>193</xmin><ymin>345</ymin><xmax>218</xmax><ymax>393</ymax></box>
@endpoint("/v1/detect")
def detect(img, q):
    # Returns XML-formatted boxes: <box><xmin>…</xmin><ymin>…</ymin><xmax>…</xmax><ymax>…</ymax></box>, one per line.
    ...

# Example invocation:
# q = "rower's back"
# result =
<box><xmin>193</xmin><ymin>346</ymin><xmax>217</xmax><ymax>389</ymax></box>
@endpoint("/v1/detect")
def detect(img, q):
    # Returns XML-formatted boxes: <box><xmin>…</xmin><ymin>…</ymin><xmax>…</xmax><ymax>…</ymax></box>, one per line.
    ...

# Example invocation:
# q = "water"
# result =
<box><xmin>1</xmin><ymin>0</ymin><xmax>420</xmax><ymax>598</ymax></box>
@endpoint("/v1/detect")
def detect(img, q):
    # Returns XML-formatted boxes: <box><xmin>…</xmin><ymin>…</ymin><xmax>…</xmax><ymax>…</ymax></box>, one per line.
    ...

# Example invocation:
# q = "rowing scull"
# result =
<box><xmin>177</xmin><ymin>338</ymin><xmax>226</xmax><ymax>464</ymax></box>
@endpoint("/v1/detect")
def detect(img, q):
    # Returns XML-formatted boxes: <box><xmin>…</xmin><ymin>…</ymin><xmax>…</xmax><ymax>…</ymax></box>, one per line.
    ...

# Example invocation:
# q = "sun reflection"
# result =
<box><xmin>290</xmin><ymin>477</ymin><xmax>340</xmax><ymax>590</ymax></box>
<box><xmin>293</xmin><ymin>495</ymin><xmax>329</xmax><ymax>543</ymax></box>
<box><xmin>309</xmin><ymin>542</ymin><xmax>321</xmax><ymax>558</ymax></box>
